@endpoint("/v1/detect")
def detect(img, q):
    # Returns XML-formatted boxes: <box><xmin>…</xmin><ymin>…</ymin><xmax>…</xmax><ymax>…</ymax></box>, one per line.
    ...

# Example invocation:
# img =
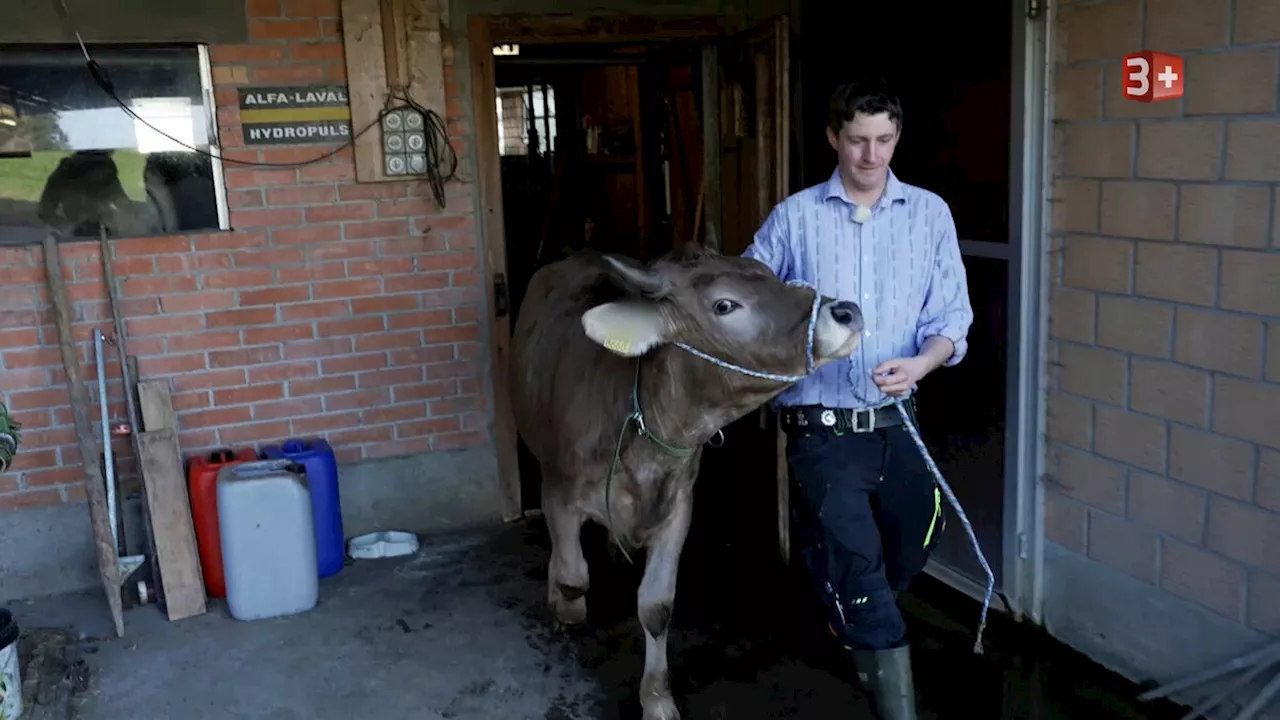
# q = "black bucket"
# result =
<box><xmin>0</xmin><ymin>609</ymin><xmax>15</xmax><ymax>651</ymax></box>
<box><xmin>0</xmin><ymin>606</ymin><xmax>20</xmax><ymax>717</ymax></box>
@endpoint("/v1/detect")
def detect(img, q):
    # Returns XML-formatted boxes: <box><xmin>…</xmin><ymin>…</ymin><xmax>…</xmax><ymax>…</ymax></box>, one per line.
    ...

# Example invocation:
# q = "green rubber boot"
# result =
<box><xmin>853</xmin><ymin>645</ymin><xmax>918</xmax><ymax>720</ymax></box>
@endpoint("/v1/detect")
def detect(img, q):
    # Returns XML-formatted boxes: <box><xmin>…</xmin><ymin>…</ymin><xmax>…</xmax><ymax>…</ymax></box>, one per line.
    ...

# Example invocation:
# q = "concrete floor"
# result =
<box><xmin>9</xmin><ymin>516</ymin><xmax>1195</xmax><ymax>720</ymax></box>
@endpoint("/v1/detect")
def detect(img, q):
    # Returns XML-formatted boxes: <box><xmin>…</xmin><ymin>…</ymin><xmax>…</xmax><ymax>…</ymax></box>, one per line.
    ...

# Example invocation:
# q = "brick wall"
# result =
<box><xmin>0</xmin><ymin>0</ymin><xmax>489</xmax><ymax>513</ymax></box>
<box><xmin>1046</xmin><ymin>0</ymin><xmax>1280</xmax><ymax>637</ymax></box>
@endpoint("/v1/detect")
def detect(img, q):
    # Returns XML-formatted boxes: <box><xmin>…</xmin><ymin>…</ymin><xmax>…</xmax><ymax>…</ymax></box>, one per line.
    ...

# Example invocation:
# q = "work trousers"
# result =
<box><xmin>785</xmin><ymin>404</ymin><xmax>944</xmax><ymax>651</ymax></box>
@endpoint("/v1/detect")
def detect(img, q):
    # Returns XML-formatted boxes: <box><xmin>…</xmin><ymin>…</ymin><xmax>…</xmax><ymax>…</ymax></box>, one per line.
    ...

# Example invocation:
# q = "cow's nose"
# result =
<box><xmin>829</xmin><ymin>300</ymin><xmax>860</xmax><ymax>326</ymax></box>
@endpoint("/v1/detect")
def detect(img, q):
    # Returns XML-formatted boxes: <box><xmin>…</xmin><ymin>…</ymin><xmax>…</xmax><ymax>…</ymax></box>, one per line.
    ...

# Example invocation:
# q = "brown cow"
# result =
<box><xmin>510</xmin><ymin>244</ymin><xmax>863</xmax><ymax>720</ymax></box>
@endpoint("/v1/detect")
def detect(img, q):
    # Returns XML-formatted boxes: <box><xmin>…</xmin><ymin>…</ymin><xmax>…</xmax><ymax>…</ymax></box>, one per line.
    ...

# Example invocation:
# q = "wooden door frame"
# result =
<box><xmin>468</xmin><ymin>12</ymin><xmax>747</xmax><ymax>521</ymax></box>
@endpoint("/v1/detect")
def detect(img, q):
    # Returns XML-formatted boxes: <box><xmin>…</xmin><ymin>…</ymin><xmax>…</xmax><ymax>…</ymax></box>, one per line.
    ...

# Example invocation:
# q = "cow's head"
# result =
<box><xmin>581</xmin><ymin>244</ymin><xmax>862</xmax><ymax>386</ymax></box>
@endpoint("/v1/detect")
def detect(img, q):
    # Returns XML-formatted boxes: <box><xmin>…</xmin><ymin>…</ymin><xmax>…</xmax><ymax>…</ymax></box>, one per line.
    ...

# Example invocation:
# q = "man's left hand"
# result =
<box><xmin>871</xmin><ymin>356</ymin><xmax>930</xmax><ymax>398</ymax></box>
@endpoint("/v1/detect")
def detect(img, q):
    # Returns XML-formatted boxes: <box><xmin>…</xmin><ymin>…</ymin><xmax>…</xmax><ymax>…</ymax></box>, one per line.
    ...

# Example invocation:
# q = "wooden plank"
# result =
<box><xmin>137</xmin><ymin>379</ymin><xmax>176</xmax><ymax>432</ymax></box>
<box><xmin>406</xmin><ymin>0</ymin><xmax>447</xmax><ymax>117</ymax></box>
<box><xmin>469</xmin><ymin>14</ymin><xmax>523</xmax><ymax>521</ymax></box>
<box><xmin>41</xmin><ymin>233</ymin><xmax>124</xmax><ymax>637</ymax></box>
<box><xmin>700</xmin><ymin>44</ymin><xmax>721</xmax><ymax>251</ymax></box>
<box><xmin>625</xmin><ymin>65</ymin><xmax>649</xmax><ymax>258</ymax></box>
<box><xmin>341</xmin><ymin>0</ymin><xmax>391</xmax><ymax>183</ymax></box>
<box><xmin>342</xmin><ymin>0</ymin><xmax>449</xmax><ymax>184</ymax></box>
<box><xmin>487</xmin><ymin>13</ymin><xmax>744</xmax><ymax>45</ymax></box>
<box><xmin>136</xmin><ymin>427</ymin><xmax>208</xmax><ymax>621</ymax></box>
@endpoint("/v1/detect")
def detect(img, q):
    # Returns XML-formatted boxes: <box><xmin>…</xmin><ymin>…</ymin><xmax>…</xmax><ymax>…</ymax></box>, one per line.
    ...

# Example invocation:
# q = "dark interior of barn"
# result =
<box><xmin>490</xmin><ymin>4</ymin><xmax>1022</xmax><ymax>713</ymax></box>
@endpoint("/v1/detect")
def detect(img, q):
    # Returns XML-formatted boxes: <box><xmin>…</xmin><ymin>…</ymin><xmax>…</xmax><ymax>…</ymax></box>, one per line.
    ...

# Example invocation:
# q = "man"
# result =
<box><xmin>741</xmin><ymin>79</ymin><xmax>973</xmax><ymax>720</ymax></box>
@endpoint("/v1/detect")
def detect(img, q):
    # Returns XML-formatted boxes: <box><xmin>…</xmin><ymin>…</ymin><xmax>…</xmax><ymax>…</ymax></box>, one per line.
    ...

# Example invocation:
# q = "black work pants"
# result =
<box><xmin>786</xmin><ymin>406</ymin><xmax>944</xmax><ymax>651</ymax></box>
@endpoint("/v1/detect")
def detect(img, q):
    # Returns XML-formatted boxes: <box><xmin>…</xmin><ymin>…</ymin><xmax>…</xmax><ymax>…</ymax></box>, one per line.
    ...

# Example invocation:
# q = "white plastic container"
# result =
<box><xmin>0</xmin><ymin>608</ymin><xmax>21</xmax><ymax>720</ymax></box>
<box><xmin>217</xmin><ymin>459</ymin><xmax>319</xmax><ymax>621</ymax></box>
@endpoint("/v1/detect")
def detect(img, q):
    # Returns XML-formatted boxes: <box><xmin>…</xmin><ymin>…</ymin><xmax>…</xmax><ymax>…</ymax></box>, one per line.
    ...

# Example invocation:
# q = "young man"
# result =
<box><xmin>741</xmin><ymin>79</ymin><xmax>974</xmax><ymax>720</ymax></box>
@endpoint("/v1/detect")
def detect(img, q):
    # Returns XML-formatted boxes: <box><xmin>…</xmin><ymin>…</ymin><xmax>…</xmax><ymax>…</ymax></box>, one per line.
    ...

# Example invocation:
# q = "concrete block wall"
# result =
<box><xmin>1044</xmin><ymin>0</ymin><xmax>1280</xmax><ymax>669</ymax></box>
<box><xmin>0</xmin><ymin>1</ymin><xmax>491</xmax><ymax>530</ymax></box>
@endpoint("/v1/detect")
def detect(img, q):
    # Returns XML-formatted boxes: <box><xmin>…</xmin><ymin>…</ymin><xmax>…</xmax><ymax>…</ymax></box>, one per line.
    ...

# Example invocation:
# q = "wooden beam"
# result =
<box><xmin>41</xmin><ymin>233</ymin><xmax>124</xmax><ymax>637</ymax></box>
<box><xmin>468</xmin><ymin>14</ymin><xmax>523</xmax><ymax>521</ymax></box>
<box><xmin>136</xmin><ymin>426</ymin><xmax>208</xmax><ymax>622</ymax></box>
<box><xmin>341</xmin><ymin>0</ymin><xmax>449</xmax><ymax>184</ymax></box>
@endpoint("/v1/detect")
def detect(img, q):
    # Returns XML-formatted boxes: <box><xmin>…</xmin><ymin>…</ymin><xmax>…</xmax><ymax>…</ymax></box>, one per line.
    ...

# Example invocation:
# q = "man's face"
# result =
<box><xmin>826</xmin><ymin>111</ymin><xmax>900</xmax><ymax>191</ymax></box>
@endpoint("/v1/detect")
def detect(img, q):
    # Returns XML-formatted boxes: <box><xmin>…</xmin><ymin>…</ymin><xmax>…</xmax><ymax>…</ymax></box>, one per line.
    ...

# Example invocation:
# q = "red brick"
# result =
<box><xmin>345</xmin><ymin>219</ymin><xmax>412</xmax><ymax>239</ymax></box>
<box><xmin>324</xmin><ymin>388</ymin><xmax>390</xmax><ymax>412</ymax></box>
<box><xmin>283</xmin><ymin>338</ymin><xmax>353</xmax><ymax>360</ymax></box>
<box><xmin>160</xmin><ymin>292</ymin><xmax>238</xmax><ymax>314</ymax></box>
<box><xmin>248</xmin><ymin>0</ymin><xmax>283</xmax><ymax>17</ymax></box>
<box><xmin>183</xmin><ymin>406</ymin><xmax>253</xmax><ymax>429</ymax></box>
<box><xmin>290</xmin><ymin>42</ymin><xmax>345</xmax><ymax>61</ymax></box>
<box><xmin>254</xmin><ymin>398</ymin><xmax>324</xmax><ymax>420</ymax></box>
<box><xmin>283</xmin><ymin>0</ymin><xmax>339</xmax><ymax>16</ymax></box>
<box><xmin>297</xmin><ymin>163</ymin><xmax>354</xmax><ymax>184</ymax></box>
<box><xmin>215</xmin><ymin>384</ymin><xmax>286</xmax><ymax>406</ymax></box>
<box><xmin>209</xmin><ymin>346</ymin><xmax>284</xmax><ymax>368</ymax></box>
<box><xmin>254</xmin><ymin>63</ymin><xmax>329</xmax><ymax>84</ymax></box>
<box><xmin>248</xmin><ymin>361</ymin><xmax>319</xmax><ymax>384</ymax></box>
<box><xmin>305</xmin><ymin>203</ymin><xmax>376</xmax><ymax>224</ymax></box>
<box><xmin>245</xmin><ymin>324</ymin><xmax>314</xmax><ymax>345</ymax></box>
<box><xmin>231</xmin><ymin>207</ymin><xmax>304</xmax><ymax>228</ymax></box>
<box><xmin>266</xmin><ymin>185</ymin><xmax>338</xmax><ymax>206</ymax></box>
<box><xmin>114</xmin><ymin>235</ymin><xmax>192</xmax><ymax>256</ymax></box>
<box><xmin>241</xmin><ymin>286</ymin><xmax>312</xmax><ymax>306</ymax></box>
<box><xmin>211</xmin><ymin>44</ymin><xmax>284</xmax><ymax>63</ymax></box>
<box><xmin>0</xmin><ymin>489</ymin><xmax>65</xmax><ymax>511</ymax></box>
<box><xmin>248</xmin><ymin>19</ymin><xmax>322</xmax><ymax>39</ymax></box>
<box><xmin>313</xmin><ymin>278</ymin><xmax>382</xmax><ymax>299</ymax></box>
<box><xmin>272</xmin><ymin>225</ymin><xmax>342</xmax><ymax>245</ymax></box>
<box><xmin>233</xmin><ymin>248</ymin><xmax>306</xmax><ymax>267</ymax></box>
<box><xmin>225</xmin><ymin>168</ymin><xmax>299</xmax><ymax>188</ymax></box>
<box><xmin>385</xmin><ymin>274</ymin><xmax>450</xmax><ymax>294</ymax></box>
<box><xmin>194</xmin><ymin>231</ymin><xmax>269</xmax><ymax>252</ymax></box>
<box><xmin>3</xmin><ymin>347</ymin><xmax>62</xmax><ymax>369</ymax></box>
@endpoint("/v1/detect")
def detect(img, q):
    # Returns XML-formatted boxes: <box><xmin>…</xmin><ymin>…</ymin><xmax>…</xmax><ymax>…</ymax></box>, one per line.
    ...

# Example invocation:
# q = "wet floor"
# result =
<box><xmin>12</xmin><ymin>510</ymin><xmax>1195</xmax><ymax>720</ymax></box>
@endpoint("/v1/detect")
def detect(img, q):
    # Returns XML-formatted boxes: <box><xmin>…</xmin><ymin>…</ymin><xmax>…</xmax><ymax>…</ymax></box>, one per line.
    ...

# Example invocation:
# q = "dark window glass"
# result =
<box><xmin>0</xmin><ymin>45</ymin><xmax>224</xmax><ymax>245</ymax></box>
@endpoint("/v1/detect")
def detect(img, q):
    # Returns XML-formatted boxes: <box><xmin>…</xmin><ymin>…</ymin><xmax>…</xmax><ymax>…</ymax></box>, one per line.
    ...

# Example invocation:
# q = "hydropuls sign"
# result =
<box><xmin>237</xmin><ymin>84</ymin><xmax>353</xmax><ymax>146</ymax></box>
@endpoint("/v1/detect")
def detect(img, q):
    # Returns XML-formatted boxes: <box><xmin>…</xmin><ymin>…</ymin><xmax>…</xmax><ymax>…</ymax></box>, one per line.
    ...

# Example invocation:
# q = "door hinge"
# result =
<box><xmin>1027</xmin><ymin>0</ymin><xmax>1044</xmax><ymax>19</ymax></box>
<box><xmin>1017</xmin><ymin>531</ymin><xmax>1030</xmax><ymax>560</ymax></box>
<box><xmin>493</xmin><ymin>272</ymin><xmax>509</xmax><ymax>318</ymax></box>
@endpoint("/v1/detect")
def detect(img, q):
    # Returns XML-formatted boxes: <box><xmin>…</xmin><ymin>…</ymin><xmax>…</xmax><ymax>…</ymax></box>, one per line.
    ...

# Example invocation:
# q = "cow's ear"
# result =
<box><xmin>581</xmin><ymin>301</ymin><xmax>669</xmax><ymax>357</ymax></box>
<box><xmin>602</xmin><ymin>254</ymin><xmax>668</xmax><ymax>298</ymax></box>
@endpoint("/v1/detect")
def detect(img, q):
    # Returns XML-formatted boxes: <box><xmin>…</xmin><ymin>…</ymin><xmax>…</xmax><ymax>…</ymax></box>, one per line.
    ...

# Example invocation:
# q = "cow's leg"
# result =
<box><xmin>636</xmin><ymin>493</ymin><xmax>692</xmax><ymax>720</ymax></box>
<box><xmin>542</xmin><ymin>471</ymin><xmax>589</xmax><ymax>627</ymax></box>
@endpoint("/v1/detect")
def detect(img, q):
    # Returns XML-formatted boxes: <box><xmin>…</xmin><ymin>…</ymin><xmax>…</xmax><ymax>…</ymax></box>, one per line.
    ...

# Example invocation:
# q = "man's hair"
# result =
<box><xmin>827</xmin><ymin>78</ymin><xmax>903</xmax><ymax>134</ymax></box>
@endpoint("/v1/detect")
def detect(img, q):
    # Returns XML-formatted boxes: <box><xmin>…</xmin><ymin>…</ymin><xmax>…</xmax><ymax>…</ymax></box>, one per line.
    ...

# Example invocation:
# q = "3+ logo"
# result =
<box><xmin>1124</xmin><ymin>51</ymin><xmax>1184</xmax><ymax>103</ymax></box>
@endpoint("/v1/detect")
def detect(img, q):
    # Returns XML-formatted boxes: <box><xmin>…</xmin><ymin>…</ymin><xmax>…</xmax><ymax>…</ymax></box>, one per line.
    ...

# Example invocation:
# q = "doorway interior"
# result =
<box><xmin>476</xmin><ymin>15</ymin><xmax>796</xmax><ymax>593</ymax></box>
<box><xmin>491</xmin><ymin>39</ymin><xmax>710</xmax><ymax>515</ymax></box>
<box><xmin>475</xmin><ymin>1</ymin><xmax>1046</xmax><ymax>619</ymax></box>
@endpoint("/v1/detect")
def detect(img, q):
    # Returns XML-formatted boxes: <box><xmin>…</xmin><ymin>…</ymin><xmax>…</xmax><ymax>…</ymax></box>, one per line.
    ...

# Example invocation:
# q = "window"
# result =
<box><xmin>0</xmin><ymin>44</ymin><xmax>227</xmax><ymax>246</ymax></box>
<box><xmin>494</xmin><ymin>84</ymin><xmax>556</xmax><ymax>157</ymax></box>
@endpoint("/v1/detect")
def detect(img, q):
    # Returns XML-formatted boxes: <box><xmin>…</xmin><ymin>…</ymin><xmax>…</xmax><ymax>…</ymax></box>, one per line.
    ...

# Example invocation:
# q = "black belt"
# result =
<box><xmin>778</xmin><ymin>401</ymin><xmax>913</xmax><ymax>434</ymax></box>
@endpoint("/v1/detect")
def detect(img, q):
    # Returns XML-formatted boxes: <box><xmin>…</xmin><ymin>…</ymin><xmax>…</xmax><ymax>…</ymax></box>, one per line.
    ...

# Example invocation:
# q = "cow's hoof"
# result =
<box><xmin>552</xmin><ymin>597</ymin><xmax>588</xmax><ymax>628</ymax></box>
<box><xmin>640</xmin><ymin>694</ymin><xmax>680</xmax><ymax>720</ymax></box>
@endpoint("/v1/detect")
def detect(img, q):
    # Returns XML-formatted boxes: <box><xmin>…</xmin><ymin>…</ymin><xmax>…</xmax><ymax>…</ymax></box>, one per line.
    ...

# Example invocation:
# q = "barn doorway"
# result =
<box><xmin>472</xmin><ymin>14</ymin><xmax>795</xmax><ymax>572</ymax></box>
<box><xmin>491</xmin><ymin>40</ymin><xmax>709</xmax><ymax>516</ymax></box>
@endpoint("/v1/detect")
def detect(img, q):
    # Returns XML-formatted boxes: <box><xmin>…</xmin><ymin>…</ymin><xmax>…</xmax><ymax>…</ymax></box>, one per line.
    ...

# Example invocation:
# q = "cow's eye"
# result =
<box><xmin>712</xmin><ymin>299</ymin><xmax>739</xmax><ymax>315</ymax></box>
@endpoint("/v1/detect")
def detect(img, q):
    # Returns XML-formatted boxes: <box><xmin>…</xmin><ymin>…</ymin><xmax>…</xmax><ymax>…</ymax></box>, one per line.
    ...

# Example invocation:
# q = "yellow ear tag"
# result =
<box><xmin>603</xmin><ymin>335</ymin><xmax>632</xmax><ymax>354</ymax></box>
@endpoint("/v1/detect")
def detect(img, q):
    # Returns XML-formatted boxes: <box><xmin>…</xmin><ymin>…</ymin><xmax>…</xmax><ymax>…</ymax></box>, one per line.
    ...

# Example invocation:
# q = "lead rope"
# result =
<box><xmin>604</xmin><ymin>361</ymin><xmax>697</xmax><ymax>564</ymax></box>
<box><xmin>651</xmin><ymin>279</ymin><xmax>996</xmax><ymax>654</ymax></box>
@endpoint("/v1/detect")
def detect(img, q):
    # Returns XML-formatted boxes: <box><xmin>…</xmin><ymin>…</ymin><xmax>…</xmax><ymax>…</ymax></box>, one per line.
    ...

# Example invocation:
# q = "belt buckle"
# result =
<box><xmin>852</xmin><ymin>407</ymin><xmax>875</xmax><ymax>433</ymax></box>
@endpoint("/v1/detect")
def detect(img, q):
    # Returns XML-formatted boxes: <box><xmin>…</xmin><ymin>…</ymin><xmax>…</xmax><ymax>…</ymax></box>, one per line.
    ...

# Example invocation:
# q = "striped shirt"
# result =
<box><xmin>742</xmin><ymin>167</ymin><xmax>974</xmax><ymax>410</ymax></box>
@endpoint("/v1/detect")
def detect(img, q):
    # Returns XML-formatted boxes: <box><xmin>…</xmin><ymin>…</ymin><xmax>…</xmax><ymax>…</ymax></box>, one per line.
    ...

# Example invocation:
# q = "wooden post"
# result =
<box><xmin>41</xmin><ymin>232</ymin><xmax>124</xmax><ymax>637</ymax></box>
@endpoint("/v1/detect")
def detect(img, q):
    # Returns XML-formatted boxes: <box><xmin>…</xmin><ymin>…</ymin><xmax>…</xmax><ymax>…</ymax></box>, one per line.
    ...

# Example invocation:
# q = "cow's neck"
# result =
<box><xmin>634</xmin><ymin>346</ymin><xmax>755</xmax><ymax>449</ymax></box>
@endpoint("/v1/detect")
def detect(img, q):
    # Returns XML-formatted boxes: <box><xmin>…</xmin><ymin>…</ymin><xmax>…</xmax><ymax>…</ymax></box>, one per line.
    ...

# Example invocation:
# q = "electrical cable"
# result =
<box><xmin>49</xmin><ymin>0</ymin><xmax>458</xmax><ymax>206</ymax></box>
